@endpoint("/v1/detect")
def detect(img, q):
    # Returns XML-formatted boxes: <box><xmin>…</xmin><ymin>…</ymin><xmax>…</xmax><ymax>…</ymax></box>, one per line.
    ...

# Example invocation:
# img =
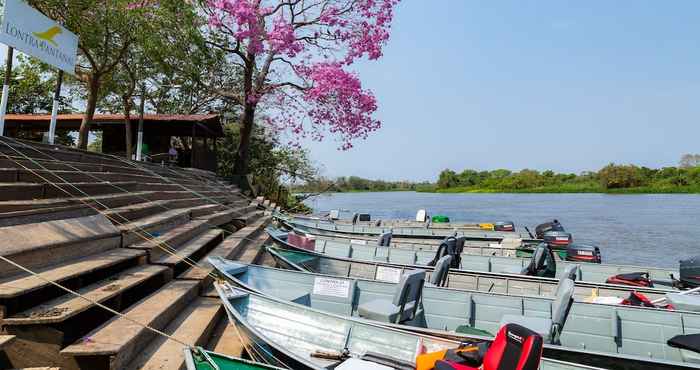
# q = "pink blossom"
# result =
<box><xmin>207</xmin><ymin>0</ymin><xmax>399</xmax><ymax>149</ymax></box>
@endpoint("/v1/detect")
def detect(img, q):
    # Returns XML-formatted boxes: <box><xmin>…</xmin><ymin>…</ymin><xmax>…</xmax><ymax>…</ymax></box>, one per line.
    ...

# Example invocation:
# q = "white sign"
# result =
<box><xmin>312</xmin><ymin>277</ymin><xmax>350</xmax><ymax>298</ymax></box>
<box><xmin>0</xmin><ymin>0</ymin><xmax>78</xmax><ymax>74</ymax></box>
<box><xmin>350</xmin><ymin>239</ymin><xmax>367</xmax><ymax>245</ymax></box>
<box><xmin>375</xmin><ymin>266</ymin><xmax>402</xmax><ymax>283</ymax></box>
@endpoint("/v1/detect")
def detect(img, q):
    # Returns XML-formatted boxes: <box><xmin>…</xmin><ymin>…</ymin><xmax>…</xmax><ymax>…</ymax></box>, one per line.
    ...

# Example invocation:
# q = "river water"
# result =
<box><xmin>303</xmin><ymin>192</ymin><xmax>700</xmax><ymax>268</ymax></box>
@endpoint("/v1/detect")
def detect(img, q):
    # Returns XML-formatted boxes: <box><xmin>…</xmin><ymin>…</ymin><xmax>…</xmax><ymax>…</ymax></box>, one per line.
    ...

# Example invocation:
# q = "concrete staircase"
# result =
<box><xmin>0</xmin><ymin>138</ymin><xmax>277</xmax><ymax>370</ymax></box>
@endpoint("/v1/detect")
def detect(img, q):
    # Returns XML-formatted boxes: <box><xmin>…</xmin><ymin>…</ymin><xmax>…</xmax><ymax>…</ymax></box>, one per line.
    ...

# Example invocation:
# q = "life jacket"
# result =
<box><xmin>620</xmin><ymin>291</ymin><xmax>656</xmax><ymax>308</ymax></box>
<box><xmin>606</xmin><ymin>272</ymin><xmax>653</xmax><ymax>288</ymax></box>
<box><xmin>416</xmin><ymin>323</ymin><xmax>543</xmax><ymax>370</ymax></box>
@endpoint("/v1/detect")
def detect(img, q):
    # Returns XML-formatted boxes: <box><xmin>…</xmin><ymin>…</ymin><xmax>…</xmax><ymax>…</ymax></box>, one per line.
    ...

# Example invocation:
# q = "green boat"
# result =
<box><xmin>184</xmin><ymin>347</ymin><xmax>284</xmax><ymax>370</ymax></box>
<box><xmin>210</xmin><ymin>279</ymin><xmax>609</xmax><ymax>370</ymax></box>
<box><xmin>210</xmin><ymin>258</ymin><xmax>700</xmax><ymax>370</ymax></box>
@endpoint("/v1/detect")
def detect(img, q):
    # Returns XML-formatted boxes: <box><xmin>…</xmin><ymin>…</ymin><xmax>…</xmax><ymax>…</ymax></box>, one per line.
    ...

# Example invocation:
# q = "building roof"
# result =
<box><xmin>4</xmin><ymin>113</ymin><xmax>224</xmax><ymax>137</ymax></box>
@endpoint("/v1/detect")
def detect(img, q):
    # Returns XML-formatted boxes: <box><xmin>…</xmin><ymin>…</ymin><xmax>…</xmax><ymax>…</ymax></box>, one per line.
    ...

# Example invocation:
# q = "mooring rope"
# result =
<box><xmin>0</xmin><ymin>137</ymin><xmax>276</xmax><ymax>278</ymax></box>
<box><xmin>0</xmin><ymin>139</ymin><xmax>295</xmax><ymax>367</ymax></box>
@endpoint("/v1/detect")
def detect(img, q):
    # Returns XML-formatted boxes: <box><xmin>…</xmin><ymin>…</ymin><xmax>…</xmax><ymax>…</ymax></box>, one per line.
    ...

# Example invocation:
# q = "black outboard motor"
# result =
<box><xmin>493</xmin><ymin>221</ymin><xmax>515</xmax><ymax>232</ymax></box>
<box><xmin>521</xmin><ymin>243</ymin><xmax>556</xmax><ymax>278</ymax></box>
<box><xmin>535</xmin><ymin>219</ymin><xmax>564</xmax><ymax>239</ymax></box>
<box><xmin>543</xmin><ymin>231</ymin><xmax>572</xmax><ymax>248</ymax></box>
<box><xmin>678</xmin><ymin>256</ymin><xmax>700</xmax><ymax>289</ymax></box>
<box><xmin>566</xmin><ymin>244</ymin><xmax>601</xmax><ymax>264</ymax></box>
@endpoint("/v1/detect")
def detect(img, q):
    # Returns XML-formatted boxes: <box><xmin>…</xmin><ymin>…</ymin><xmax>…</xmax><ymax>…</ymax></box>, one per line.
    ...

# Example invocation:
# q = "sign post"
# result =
<box><xmin>136</xmin><ymin>85</ymin><xmax>146</xmax><ymax>161</ymax></box>
<box><xmin>47</xmin><ymin>70</ymin><xmax>63</xmax><ymax>144</ymax></box>
<box><xmin>0</xmin><ymin>0</ymin><xmax>77</xmax><ymax>138</ymax></box>
<box><xmin>0</xmin><ymin>47</ymin><xmax>14</xmax><ymax>136</ymax></box>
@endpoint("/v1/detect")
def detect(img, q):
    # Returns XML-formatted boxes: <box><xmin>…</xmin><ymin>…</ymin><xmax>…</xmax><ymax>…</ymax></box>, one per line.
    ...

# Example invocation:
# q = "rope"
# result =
<box><xmin>0</xmin><ymin>137</ymin><xmax>274</xmax><ymax>279</ymax></box>
<box><xmin>0</xmin><ymin>254</ymin><xmax>189</xmax><ymax>347</ymax></box>
<box><xmin>0</xmin><ymin>138</ymin><xmax>294</xmax><ymax>365</ymax></box>
<box><xmin>0</xmin><ymin>142</ymin><xmax>216</xmax><ymax>279</ymax></box>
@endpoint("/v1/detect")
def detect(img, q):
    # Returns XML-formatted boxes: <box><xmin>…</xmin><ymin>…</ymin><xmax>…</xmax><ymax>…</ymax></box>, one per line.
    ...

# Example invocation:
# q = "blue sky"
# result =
<box><xmin>304</xmin><ymin>1</ymin><xmax>700</xmax><ymax>181</ymax></box>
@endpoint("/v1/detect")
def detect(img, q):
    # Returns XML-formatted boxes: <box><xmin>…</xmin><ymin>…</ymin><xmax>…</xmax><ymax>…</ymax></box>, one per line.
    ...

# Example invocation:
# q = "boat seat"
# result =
<box><xmin>358</xmin><ymin>269</ymin><xmax>425</xmax><ymax>323</ymax></box>
<box><xmin>377</xmin><ymin>232</ymin><xmax>392</xmax><ymax>247</ymax></box>
<box><xmin>665</xmin><ymin>293</ymin><xmax>700</xmax><ymax>312</ymax></box>
<box><xmin>428</xmin><ymin>255</ymin><xmax>452</xmax><ymax>287</ymax></box>
<box><xmin>555</xmin><ymin>265</ymin><xmax>580</xmax><ymax>297</ymax></box>
<box><xmin>499</xmin><ymin>278</ymin><xmax>574</xmax><ymax>344</ymax></box>
<box><xmin>668</xmin><ymin>333</ymin><xmax>700</xmax><ymax>364</ymax></box>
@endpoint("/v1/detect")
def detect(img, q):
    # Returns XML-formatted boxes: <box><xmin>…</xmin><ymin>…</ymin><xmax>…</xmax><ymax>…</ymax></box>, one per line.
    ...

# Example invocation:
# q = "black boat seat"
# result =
<box><xmin>428</xmin><ymin>255</ymin><xmax>452</xmax><ymax>287</ymax></box>
<box><xmin>378</xmin><ymin>232</ymin><xmax>393</xmax><ymax>247</ymax></box>
<box><xmin>665</xmin><ymin>293</ymin><xmax>700</xmax><ymax>312</ymax></box>
<box><xmin>668</xmin><ymin>333</ymin><xmax>700</xmax><ymax>364</ymax></box>
<box><xmin>555</xmin><ymin>265</ymin><xmax>580</xmax><ymax>296</ymax></box>
<box><xmin>358</xmin><ymin>269</ymin><xmax>425</xmax><ymax>324</ymax></box>
<box><xmin>499</xmin><ymin>278</ymin><xmax>575</xmax><ymax>344</ymax></box>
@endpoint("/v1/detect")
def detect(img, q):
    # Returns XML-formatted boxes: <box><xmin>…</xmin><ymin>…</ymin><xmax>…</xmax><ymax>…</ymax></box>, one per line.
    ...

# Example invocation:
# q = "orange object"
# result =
<box><xmin>416</xmin><ymin>347</ymin><xmax>479</xmax><ymax>370</ymax></box>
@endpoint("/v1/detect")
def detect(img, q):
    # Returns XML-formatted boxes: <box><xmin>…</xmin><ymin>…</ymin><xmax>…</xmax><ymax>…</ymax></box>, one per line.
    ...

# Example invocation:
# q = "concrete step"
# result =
<box><xmin>12</xmin><ymin>169</ymin><xmax>164</xmax><ymax>185</ymax></box>
<box><xmin>119</xmin><ymin>208</ymin><xmax>192</xmax><ymax>246</ymax></box>
<box><xmin>127</xmin><ymin>218</ymin><xmax>211</xmax><ymax>261</ymax></box>
<box><xmin>104</xmin><ymin>200</ymin><xmax>173</xmax><ymax>223</ymax></box>
<box><xmin>3</xmin><ymin>265</ymin><xmax>171</xmax><ymax>326</ymax></box>
<box><xmin>0</xmin><ymin>214</ymin><xmax>122</xmax><ymax>279</ymax></box>
<box><xmin>0</xmin><ymin>191</ymin><xmax>157</xmax><ymax>214</ymax></box>
<box><xmin>205</xmin><ymin>319</ymin><xmax>245</xmax><ymax>358</ymax></box>
<box><xmin>180</xmin><ymin>216</ymin><xmax>269</xmax><ymax>289</ymax></box>
<box><xmin>154</xmin><ymin>229</ymin><xmax>224</xmax><ymax>276</ymax></box>
<box><xmin>61</xmin><ymin>280</ymin><xmax>200</xmax><ymax>370</ymax></box>
<box><xmin>0</xmin><ymin>181</ymin><xmax>134</xmax><ymax>201</ymax></box>
<box><xmin>0</xmin><ymin>335</ymin><xmax>14</xmax><ymax>349</ymax></box>
<box><xmin>0</xmin><ymin>156</ymin><xmax>137</xmax><ymax>174</ymax></box>
<box><xmin>0</xmin><ymin>183</ymin><xmax>44</xmax><ymax>201</ymax></box>
<box><xmin>44</xmin><ymin>181</ymin><xmax>139</xmax><ymax>198</ymax></box>
<box><xmin>124</xmin><ymin>297</ymin><xmax>223</xmax><ymax>370</ymax></box>
<box><xmin>234</xmin><ymin>224</ymin><xmax>271</xmax><ymax>266</ymax></box>
<box><xmin>0</xmin><ymin>248</ymin><xmax>146</xmax><ymax>318</ymax></box>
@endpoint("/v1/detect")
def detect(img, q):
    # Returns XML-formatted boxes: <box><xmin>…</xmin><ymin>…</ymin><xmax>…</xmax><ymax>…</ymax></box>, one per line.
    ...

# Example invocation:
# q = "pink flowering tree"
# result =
<box><xmin>204</xmin><ymin>0</ymin><xmax>400</xmax><ymax>175</ymax></box>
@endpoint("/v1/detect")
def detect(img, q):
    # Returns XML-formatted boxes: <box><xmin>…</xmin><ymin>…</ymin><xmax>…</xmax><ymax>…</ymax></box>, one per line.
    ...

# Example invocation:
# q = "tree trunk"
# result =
<box><xmin>122</xmin><ymin>96</ymin><xmax>133</xmax><ymax>159</ymax></box>
<box><xmin>233</xmin><ymin>103</ymin><xmax>255</xmax><ymax>176</ymax></box>
<box><xmin>78</xmin><ymin>75</ymin><xmax>101</xmax><ymax>149</ymax></box>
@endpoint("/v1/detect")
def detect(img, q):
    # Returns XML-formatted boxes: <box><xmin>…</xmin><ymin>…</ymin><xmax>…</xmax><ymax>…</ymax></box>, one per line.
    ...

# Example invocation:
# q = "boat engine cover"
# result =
<box><xmin>543</xmin><ymin>231</ymin><xmax>572</xmax><ymax>248</ymax></box>
<box><xmin>494</xmin><ymin>221</ymin><xmax>515</xmax><ymax>232</ymax></box>
<box><xmin>535</xmin><ymin>220</ymin><xmax>564</xmax><ymax>239</ymax></box>
<box><xmin>680</xmin><ymin>256</ymin><xmax>700</xmax><ymax>288</ymax></box>
<box><xmin>566</xmin><ymin>244</ymin><xmax>601</xmax><ymax>263</ymax></box>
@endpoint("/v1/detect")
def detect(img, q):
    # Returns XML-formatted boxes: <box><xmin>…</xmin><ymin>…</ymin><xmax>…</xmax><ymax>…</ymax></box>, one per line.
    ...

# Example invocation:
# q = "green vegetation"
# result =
<box><xmin>428</xmin><ymin>158</ymin><xmax>700</xmax><ymax>194</ymax></box>
<box><xmin>293</xmin><ymin>176</ymin><xmax>430</xmax><ymax>193</ymax></box>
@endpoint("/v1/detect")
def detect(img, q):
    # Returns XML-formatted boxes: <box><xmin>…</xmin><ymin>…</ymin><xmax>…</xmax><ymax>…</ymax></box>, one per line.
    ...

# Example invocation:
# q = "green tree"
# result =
<box><xmin>0</xmin><ymin>56</ymin><xmax>72</xmax><ymax>114</ymax></box>
<box><xmin>437</xmin><ymin>169</ymin><xmax>459</xmax><ymax>189</ymax></box>
<box><xmin>30</xmin><ymin>0</ymin><xmax>153</xmax><ymax>149</ymax></box>
<box><xmin>598</xmin><ymin>164</ymin><xmax>644</xmax><ymax>189</ymax></box>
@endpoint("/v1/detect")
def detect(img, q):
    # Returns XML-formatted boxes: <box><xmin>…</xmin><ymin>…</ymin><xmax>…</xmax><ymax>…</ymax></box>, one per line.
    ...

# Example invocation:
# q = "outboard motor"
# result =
<box><xmin>521</xmin><ymin>243</ymin><xmax>556</xmax><ymax>278</ymax></box>
<box><xmin>535</xmin><ymin>220</ymin><xmax>564</xmax><ymax>239</ymax></box>
<box><xmin>543</xmin><ymin>231</ymin><xmax>572</xmax><ymax>248</ymax></box>
<box><xmin>678</xmin><ymin>256</ymin><xmax>700</xmax><ymax>289</ymax></box>
<box><xmin>493</xmin><ymin>221</ymin><xmax>515</xmax><ymax>232</ymax></box>
<box><xmin>566</xmin><ymin>244</ymin><xmax>601</xmax><ymax>264</ymax></box>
